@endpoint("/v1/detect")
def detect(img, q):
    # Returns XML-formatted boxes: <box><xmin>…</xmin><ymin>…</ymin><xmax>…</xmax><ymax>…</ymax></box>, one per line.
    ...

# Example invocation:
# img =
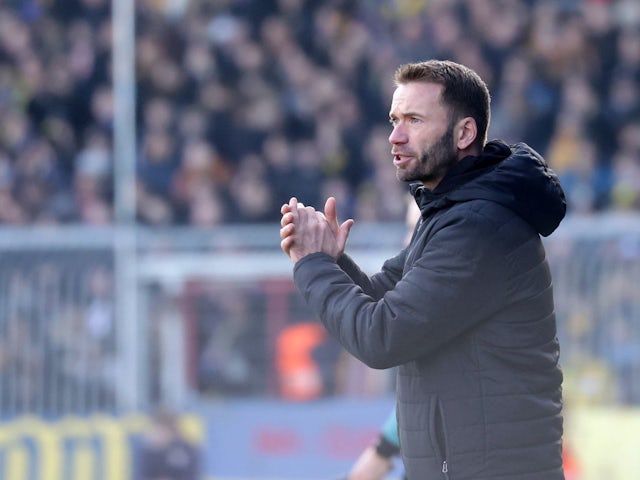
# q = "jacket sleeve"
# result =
<box><xmin>336</xmin><ymin>249</ymin><xmax>407</xmax><ymax>300</ymax></box>
<box><xmin>293</xmin><ymin>210</ymin><xmax>509</xmax><ymax>369</ymax></box>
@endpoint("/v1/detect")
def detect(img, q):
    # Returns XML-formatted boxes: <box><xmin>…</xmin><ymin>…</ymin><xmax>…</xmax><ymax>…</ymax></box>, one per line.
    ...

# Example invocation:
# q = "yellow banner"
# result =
<box><xmin>0</xmin><ymin>413</ymin><xmax>203</xmax><ymax>480</ymax></box>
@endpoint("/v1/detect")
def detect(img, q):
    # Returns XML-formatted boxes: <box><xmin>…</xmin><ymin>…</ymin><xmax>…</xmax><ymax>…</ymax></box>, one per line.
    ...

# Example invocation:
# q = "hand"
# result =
<box><xmin>280</xmin><ymin>197</ymin><xmax>334</xmax><ymax>262</ymax></box>
<box><xmin>346</xmin><ymin>446</ymin><xmax>393</xmax><ymax>480</ymax></box>
<box><xmin>280</xmin><ymin>197</ymin><xmax>354</xmax><ymax>262</ymax></box>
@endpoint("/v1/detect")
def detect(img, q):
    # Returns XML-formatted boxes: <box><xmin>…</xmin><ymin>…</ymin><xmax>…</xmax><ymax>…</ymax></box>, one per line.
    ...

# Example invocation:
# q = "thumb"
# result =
<box><xmin>336</xmin><ymin>218</ymin><xmax>355</xmax><ymax>250</ymax></box>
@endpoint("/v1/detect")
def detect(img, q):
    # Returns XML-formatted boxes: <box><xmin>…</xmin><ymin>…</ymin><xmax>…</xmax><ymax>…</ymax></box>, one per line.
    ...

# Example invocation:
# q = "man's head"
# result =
<box><xmin>388</xmin><ymin>60</ymin><xmax>491</xmax><ymax>189</ymax></box>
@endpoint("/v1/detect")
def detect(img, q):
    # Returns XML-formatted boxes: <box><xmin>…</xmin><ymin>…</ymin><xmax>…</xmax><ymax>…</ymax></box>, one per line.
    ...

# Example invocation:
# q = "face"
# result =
<box><xmin>388</xmin><ymin>82</ymin><xmax>458</xmax><ymax>189</ymax></box>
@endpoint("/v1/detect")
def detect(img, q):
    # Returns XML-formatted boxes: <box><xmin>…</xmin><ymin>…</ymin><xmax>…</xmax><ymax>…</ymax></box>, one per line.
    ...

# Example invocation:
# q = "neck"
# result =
<box><xmin>458</xmin><ymin>144</ymin><xmax>482</xmax><ymax>161</ymax></box>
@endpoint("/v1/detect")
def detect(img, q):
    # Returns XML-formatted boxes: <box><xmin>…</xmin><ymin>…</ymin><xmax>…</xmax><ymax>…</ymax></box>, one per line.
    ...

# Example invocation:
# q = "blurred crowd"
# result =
<box><xmin>0</xmin><ymin>252</ymin><xmax>116</xmax><ymax>414</ymax></box>
<box><xmin>0</xmin><ymin>0</ymin><xmax>639</xmax><ymax>226</ymax></box>
<box><xmin>1</xmin><ymin>0</ymin><xmax>640</xmax><ymax>416</ymax></box>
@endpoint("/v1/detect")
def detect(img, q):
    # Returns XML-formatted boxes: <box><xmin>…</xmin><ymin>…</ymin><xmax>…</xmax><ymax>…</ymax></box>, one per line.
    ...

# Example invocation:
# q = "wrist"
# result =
<box><xmin>374</xmin><ymin>434</ymin><xmax>400</xmax><ymax>459</ymax></box>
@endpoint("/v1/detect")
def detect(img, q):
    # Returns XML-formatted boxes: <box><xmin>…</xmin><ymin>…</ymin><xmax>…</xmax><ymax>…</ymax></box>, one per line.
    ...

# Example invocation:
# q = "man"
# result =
<box><xmin>280</xmin><ymin>60</ymin><xmax>566</xmax><ymax>479</ymax></box>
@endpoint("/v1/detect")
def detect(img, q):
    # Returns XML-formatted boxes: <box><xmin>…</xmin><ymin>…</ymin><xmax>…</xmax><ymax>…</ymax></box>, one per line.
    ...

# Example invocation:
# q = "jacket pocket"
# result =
<box><xmin>430</xmin><ymin>397</ymin><xmax>450</xmax><ymax>479</ymax></box>
<box><xmin>397</xmin><ymin>395</ymin><xmax>450</xmax><ymax>478</ymax></box>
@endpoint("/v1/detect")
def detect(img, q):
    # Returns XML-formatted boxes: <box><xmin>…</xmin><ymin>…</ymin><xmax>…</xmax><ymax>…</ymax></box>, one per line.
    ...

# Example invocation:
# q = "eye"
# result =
<box><xmin>410</xmin><ymin>116</ymin><xmax>422</xmax><ymax>124</ymax></box>
<box><xmin>389</xmin><ymin>117</ymin><xmax>398</xmax><ymax>127</ymax></box>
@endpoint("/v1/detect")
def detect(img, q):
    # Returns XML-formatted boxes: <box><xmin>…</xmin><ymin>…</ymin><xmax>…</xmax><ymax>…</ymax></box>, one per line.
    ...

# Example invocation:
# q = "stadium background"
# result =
<box><xmin>0</xmin><ymin>0</ymin><xmax>639</xmax><ymax>478</ymax></box>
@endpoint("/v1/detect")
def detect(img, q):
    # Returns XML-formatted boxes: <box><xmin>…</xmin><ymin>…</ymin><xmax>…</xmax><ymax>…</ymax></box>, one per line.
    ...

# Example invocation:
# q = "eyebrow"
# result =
<box><xmin>389</xmin><ymin>111</ymin><xmax>425</xmax><ymax>119</ymax></box>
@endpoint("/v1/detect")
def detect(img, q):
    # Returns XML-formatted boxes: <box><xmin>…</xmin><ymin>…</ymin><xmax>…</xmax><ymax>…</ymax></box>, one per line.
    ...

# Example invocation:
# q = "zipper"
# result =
<box><xmin>433</xmin><ymin>398</ymin><xmax>451</xmax><ymax>480</ymax></box>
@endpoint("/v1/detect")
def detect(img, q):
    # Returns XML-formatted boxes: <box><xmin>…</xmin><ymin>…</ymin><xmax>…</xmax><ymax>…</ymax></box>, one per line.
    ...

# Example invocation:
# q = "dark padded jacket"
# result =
<box><xmin>293</xmin><ymin>141</ymin><xmax>566</xmax><ymax>480</ymax></box>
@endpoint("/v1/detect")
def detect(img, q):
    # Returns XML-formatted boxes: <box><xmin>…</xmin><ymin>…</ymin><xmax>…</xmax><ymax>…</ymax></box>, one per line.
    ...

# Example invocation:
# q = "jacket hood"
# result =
<box><xmin>411</xmin><ymin>140</ymin><xmax>566</xmax><ymax>236</ymax></box>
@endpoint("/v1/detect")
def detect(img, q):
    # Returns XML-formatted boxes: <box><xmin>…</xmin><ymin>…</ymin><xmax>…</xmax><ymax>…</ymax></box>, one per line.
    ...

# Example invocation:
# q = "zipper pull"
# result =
<box><xmin>442</xmin><ymin>460</ymin><xmax>448</xmax><ymax>473</ymax></box>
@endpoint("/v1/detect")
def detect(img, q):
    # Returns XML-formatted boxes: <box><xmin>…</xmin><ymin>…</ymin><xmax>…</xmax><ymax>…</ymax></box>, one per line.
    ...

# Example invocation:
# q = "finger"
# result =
<box><xmin>324</xmin><ymin>197</ymin><xmax>337</xmax><ymax>226</ymax></box>
<box><xmin>280</xmin><ymin>236</ymin><xmax>294</xmax><ymax>256</ymax></box>
<box><xmin>280</xmin><ymin>211</ymin><xmax>294</xmax><ymax>227</ymax></box>
<box><xmin>280</xmin><ymin>223</ymin><xmax>294</xmax><ymax>239</ymax></box>
<box><xmin>281</xmin><ymin>203</ymin><xmax>292</xmax><ymax>215</ymax></box>
<box><xmin>289</xmin><ymin>197</ymin><xmax>299</xmax><ymax>225</ymax></box>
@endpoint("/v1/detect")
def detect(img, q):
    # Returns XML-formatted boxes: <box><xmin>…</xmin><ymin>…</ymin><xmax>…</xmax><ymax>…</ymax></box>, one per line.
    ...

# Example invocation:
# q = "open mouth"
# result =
<box><xmin>393</xmin><ymin>154</ymin><xmax>413</xmax><ymax>167</ymax></box>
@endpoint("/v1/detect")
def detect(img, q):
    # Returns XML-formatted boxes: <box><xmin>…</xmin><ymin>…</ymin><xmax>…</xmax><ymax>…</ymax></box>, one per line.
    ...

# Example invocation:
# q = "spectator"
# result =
<box><xmin>135</xmin><ymin>409</ymin><xmax>201</xmax><ymax>480</ymax></box>
<box><xmin>1</xmin><ymin>0</ymin><xmax>639</xmax><ymax>224</ymax></box>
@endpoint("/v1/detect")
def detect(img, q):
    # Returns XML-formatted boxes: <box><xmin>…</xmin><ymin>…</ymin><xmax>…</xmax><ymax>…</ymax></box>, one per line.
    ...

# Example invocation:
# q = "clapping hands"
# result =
<box><xmin>280</xmin><ymin>197</ymin><xmax>354</xmax><ymax>262</ymax></box>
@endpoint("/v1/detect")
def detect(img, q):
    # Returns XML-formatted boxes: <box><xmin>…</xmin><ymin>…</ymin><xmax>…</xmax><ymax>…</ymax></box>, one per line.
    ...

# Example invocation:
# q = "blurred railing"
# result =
<box><xmin>0</xmin><ymin>215</ymin><xmax>639</xmax><ymax>417</ymax></box>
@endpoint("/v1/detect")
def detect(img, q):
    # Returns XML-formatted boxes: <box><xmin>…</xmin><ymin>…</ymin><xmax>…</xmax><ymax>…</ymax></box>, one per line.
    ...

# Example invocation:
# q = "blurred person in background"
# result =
<box><xmin>280</xmin><ymin>60</ymin><xmax>566</xmax><ymax>479</ymax></box>
<box><xmin>275</xmin><ymin>318</ymin><xmax>342</xmax><ymax>401</ymax></box>
<box><xmin>135</xmin><ymin>408</ymin><xmax>200</xmax><ymax>480</ymax></box>
<box><xmin>195</xmin><ymin>287</ymin><xmax>266</xmax><ymax>396</ymax></box>
<box><xmin>346</xmin><ymin>407</ymin><xmax>401</xmax><ymax>480</ymax></box>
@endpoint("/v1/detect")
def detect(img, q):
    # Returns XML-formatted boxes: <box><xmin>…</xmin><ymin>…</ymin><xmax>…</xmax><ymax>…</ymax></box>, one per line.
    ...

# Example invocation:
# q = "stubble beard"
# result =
<box><xmin>396</xmin><ymin>123</ymin><xmax>458</xmax><ymax>186</ymax></box>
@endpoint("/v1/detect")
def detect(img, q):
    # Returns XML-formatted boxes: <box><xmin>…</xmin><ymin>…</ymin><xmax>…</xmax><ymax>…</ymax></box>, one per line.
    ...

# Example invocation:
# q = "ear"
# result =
<box><xmin>455</xmin><ymin>117</ymin><xmax>478</xmax><ymax>151</ymax></box>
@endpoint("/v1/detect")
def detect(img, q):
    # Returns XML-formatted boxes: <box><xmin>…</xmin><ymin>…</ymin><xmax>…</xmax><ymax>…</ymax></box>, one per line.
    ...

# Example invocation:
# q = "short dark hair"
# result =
<box><xmin>394</xmin><ymin>60</ymin><xmax>491</xmax><ymax>148</ymax></box>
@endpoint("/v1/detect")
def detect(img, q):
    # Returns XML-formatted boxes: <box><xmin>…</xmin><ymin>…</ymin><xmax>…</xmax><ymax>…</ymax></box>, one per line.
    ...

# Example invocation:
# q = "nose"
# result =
<box><xmin>389</xmin><ymin>124</ymin><xmax>407</xmax><ymax>145</ymax></box>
